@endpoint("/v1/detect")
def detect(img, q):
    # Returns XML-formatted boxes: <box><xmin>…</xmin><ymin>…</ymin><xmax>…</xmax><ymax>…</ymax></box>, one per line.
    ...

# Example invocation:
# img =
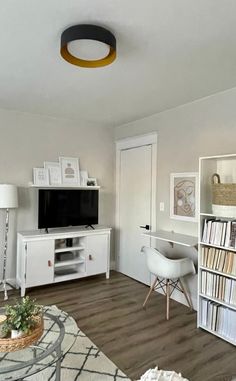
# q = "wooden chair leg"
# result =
<box><xmin>178</xmin><ymin>278</ymin><xmax>193</xmax><ymax>310</ymax></box>
<box><xmin>143</xmin><ymin>276</ymin><xmax>158</xmax><ymax>308</ymax></box>
<box><xmin>166</xmin><ymin>279</ymin><xmax>170</xmax><ymax>320</ymax></box>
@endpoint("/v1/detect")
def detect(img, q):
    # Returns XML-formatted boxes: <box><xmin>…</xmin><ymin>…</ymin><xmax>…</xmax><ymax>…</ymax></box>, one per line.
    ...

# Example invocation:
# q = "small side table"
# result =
<box><xmin>0</xmin><ymin>306</ymin><xmax>77</xmax><ymax>381</ymax></box>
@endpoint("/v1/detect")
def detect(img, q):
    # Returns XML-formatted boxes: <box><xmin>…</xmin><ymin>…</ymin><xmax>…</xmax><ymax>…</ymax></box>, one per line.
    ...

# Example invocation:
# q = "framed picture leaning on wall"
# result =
<box><xmin>44</xmin><ymin>161</ymin><xmax>62</xmax><ymax>185</ymax></box>
<box><xmin>59</xmin><ymin>157</ymin><xmax>80</xmax><ymax>185</ymax></box>
<box><xmin>170</xmin><ymin>172</ymin><xmax>198</xmax><ymax>222</ymax></box>
<box><xmin>33</xmin><ymin>168</ymin><xmax>49</xmax><ymax>186</ymax></box>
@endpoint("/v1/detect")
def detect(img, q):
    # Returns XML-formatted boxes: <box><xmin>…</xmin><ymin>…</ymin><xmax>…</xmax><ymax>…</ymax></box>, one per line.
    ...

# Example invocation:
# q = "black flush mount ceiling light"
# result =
<box><xmin>60</xmin><ymin>24</ymin><xmax>116</xmax><ymax>68</ymax></box>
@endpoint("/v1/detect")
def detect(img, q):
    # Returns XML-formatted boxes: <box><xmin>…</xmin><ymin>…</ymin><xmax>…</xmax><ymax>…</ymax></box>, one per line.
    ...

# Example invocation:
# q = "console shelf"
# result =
<box><xmin>54</xmin><ymin>246</ymin><xmax>84</xmax><ymax>253</ymax></box>
<box><xmin>54</xmin><ymin>259</ymin><xmax>85</xmax><ymax>268</ymax></box>
<box><xmin>54</xmin><ymin>270</ymin><xmax>85</xmax><ymax>283</ymax></box>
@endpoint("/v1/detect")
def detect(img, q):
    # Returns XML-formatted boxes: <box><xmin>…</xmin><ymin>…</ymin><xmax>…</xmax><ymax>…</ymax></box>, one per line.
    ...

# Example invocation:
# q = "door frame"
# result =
<box><xmin>115</xmin><ymin>133</ymin><xmax>158</xmax><ymax>270</ymax></box>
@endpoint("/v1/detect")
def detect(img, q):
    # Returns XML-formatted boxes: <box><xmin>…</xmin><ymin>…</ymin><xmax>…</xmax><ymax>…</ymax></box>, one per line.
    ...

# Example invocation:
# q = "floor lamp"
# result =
<box><xmin>0</xmin><ymin>184</ymin><xmax>18</xmax><ymax>300</ymax></box>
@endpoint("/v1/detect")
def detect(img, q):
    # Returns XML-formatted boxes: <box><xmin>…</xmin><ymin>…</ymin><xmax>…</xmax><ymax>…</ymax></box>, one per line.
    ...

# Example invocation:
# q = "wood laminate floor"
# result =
<box><xmin>5</xmin><ymin>271</ymin><xmax>236</xmax><ymax>381</ymax></box>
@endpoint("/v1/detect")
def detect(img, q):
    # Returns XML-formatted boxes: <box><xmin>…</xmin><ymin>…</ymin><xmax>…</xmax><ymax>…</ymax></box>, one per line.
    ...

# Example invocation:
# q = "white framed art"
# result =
<box><xmin>44</xmin><ymin>161</ymin><xmax>62</xmax><ymax>185</ymax></box>
<box><xmin>170</xmin><ymin>172</ymin><xmax>198</xmax><ymax>222</ymax></box>
<box><xmin>33</xmin><ymin>168</ymin><xmax>49</xmax><ymax>186</ymax></box>
<box><xmin>59</xmin><ymin>157</ymin><xmax>80</xmax><ymax>185</ymax></box>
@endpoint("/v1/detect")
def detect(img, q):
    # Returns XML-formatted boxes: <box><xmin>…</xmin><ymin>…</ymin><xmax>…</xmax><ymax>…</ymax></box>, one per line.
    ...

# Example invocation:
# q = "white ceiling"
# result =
<box><xmin>1</xmin><ymin>0</ymin><xmax>236</xmax><ymax>127</ymax></box>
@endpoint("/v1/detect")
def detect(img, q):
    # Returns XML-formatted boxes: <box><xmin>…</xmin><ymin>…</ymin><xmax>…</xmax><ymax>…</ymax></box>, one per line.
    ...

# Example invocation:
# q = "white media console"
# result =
<box><xmin>16</xmin><ymin>226</ymin><xmax>111</xmax><ymax>297</ymax></box>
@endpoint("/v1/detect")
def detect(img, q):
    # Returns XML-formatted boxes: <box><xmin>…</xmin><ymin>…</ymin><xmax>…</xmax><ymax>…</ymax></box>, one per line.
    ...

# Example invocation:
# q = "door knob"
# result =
<box><xmin>139</xmin><ymin>225</ymin><xmax>150</xmax><ymax>230</ymax></box>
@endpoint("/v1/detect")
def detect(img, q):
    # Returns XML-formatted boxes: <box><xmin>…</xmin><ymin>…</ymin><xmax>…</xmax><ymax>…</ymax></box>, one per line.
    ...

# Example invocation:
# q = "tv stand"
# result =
<box><xmin>16</xmin><ymin>226</ymin><xmax>111</xmax><ymax>297</ymax></box>
<box><xmin>85</xmin><ymin>225</ymin><xmax>95</xmax><ymax>230</ymax></box>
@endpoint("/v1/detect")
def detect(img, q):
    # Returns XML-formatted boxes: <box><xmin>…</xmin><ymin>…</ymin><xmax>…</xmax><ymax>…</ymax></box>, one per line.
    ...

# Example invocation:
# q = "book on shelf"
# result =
<box><xmin>231</xmin><ymin>222</ymin><xmax>236</xmax><ymax>248</ymax></box>
<box><xmin>201</xmin><ymin>247</ymin><xmax>236</xmax><ymax>275</ymax></box>
<box><xmin>202</xmin><ymin>219</ymin><xmax>236</xmax><ymax>249</ymax></box>
<box><xmin>200</xmin><ymin>298</ymin><xmax>236</xmax><ymax>343</ymax></box>
<box><xmin>201</xmin><ymin>270</ymin><xmax>236</xmax><ymax>305</ymax></box>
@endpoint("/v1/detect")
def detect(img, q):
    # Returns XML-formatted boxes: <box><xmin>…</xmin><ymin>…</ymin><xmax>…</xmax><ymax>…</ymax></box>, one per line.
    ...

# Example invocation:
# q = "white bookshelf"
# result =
<box><xmin>198</xmin><ymin>154</ymin><xmax>236</xmax><ymax>346</ymax></box>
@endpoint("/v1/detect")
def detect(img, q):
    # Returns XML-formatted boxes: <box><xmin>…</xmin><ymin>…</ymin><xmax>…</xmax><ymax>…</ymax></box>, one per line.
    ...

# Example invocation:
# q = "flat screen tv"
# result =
<box><xmin>38</xmin><ymin>189</ymin><xmax>98</xmax><ymax>229</ymax></box>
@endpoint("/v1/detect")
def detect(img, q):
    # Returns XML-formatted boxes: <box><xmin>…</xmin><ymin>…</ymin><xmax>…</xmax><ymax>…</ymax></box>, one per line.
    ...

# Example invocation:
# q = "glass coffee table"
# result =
<box><xmin>0</xmin><ymin>306</ymin><xmax>77</xmax><ymax>381</ymax></box>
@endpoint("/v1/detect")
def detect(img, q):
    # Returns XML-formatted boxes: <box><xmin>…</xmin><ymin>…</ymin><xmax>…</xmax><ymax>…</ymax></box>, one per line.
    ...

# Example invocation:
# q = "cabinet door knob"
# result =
<box><xmin>89</xmin><ymin>254</ymin><xmax>92</xmax><ymax>261</ymax></box>
<box><xmin>48</xmin><ymin>260</ymin><xmax>52</xmax><ymax>267</ymax></box>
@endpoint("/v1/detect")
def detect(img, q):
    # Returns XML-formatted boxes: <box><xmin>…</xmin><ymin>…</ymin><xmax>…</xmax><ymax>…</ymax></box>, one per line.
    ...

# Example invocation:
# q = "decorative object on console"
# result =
<box><xmin>87</xmin><ymin>177</ymin><xmax>97</xmax><ymax>186</ymax></box>
<box><xmin>0</xmin><ymin>184</ymin><xmax>18</xmax><ymax>300</ymax></box>
<box><xmin>33</xmin><ymin>168</ymin><xmax>49</xmax><ymax>186</ymax></box>
<box><xmin>56</xmin><ymin>251</ymin><xmax>74</xmax><ymax>262</ymax></box>
<box><xmin>80</xmin><ymin>170</ymin><xmax>88</xmax><ymax>186</ymax></box>
<box><xmin>44</xmin><ymin>161</ymin><xmax>62</xmax><ymax>185</ymax></box>
<box><xmin>59</xmin><ymin>156</ymin><xmax>80</xmax><ymax>185</ymax></box>
<box><xmin>60</xmin><ymin>24</ymin><xmax>116</xmax><ymax>68</ymax></box>
<box><xmin>170</xmin><ymin>172</ymin><xmax>198</xmax><ymax>222</ymax></box>
<box><xmin>212</xmin><ymin>173</ymin><xmax>236</xmax><ymax>217</ymax></box>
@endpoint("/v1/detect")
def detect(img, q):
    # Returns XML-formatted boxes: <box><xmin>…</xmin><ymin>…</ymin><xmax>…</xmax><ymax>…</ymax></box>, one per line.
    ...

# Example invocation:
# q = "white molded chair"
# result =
<box><xmin>142</xmin><ymin>246</ymin><xmax>196</xmax><ymax>320</ymax></box>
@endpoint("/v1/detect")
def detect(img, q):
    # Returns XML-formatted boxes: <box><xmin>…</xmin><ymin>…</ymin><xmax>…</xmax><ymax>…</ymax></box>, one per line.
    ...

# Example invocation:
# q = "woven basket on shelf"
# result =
<box><xmin>0</xmin><ymin>315</ymin><xmax>44</xmax><ymax>352</ymax></box>
<box><xmin>212</xmin><ymin>173</ymin><xmax>236</xmax><ymax>206</ymax></box>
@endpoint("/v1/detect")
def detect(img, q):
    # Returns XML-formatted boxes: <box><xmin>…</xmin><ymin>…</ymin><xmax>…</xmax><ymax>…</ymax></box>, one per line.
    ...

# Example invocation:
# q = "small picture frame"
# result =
<box><xmin>44</xmin><ymin>162</ymin><xmax>62</xmax><ymax>185</ymax></box>
<box><xmin>80</xmin><ymin>171</ymin><xmax>88</xmax><ymax>187</ymax></box>
<box><xmin>59</xmin><ymin>157</ymin><xmax>80</xmax><ymax>185</ymax></box>
<box><xmin>87</xmin><ymin>178</ymin><xmax>97</xmax><ymax>186</ymax></box>
<box><xmin>33</xmin><ymin>168</ymin><xmax>49</xmax><ymax>186</ymax></box>
<box><xmin>170</xmin><ymin>172</ymin><xmax>198</xmax><ymax>222</ymax></box>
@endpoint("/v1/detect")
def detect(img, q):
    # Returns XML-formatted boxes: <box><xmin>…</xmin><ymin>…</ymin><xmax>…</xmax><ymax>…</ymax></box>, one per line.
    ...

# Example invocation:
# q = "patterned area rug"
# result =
<box><xmin>25</xmin><ymin>308</ymin><xmax>130</xmax><ymax>381</ymax></box>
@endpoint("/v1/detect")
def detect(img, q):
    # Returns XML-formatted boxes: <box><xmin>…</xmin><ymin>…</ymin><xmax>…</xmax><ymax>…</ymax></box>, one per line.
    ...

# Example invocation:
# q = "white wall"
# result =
<box><xmin>115</xmin><ymin>87</ymin><xmax>236</xmax><ymax>308</ymax></box>
<box><xmin>0</xmin><ymin>108</ymin><xmax>115</xmax><ymax>280</ymax></box>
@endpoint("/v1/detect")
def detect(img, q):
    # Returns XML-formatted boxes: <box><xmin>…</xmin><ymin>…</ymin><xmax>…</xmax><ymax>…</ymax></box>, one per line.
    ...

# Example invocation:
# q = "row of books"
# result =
<box><xmin>200</xmin><ymin>299</ymin><xmax>236</xmax><ymax>343</ymax></box>
<box><xmin>201</xmin><ymin>247</ymin><xmax>236</xmax><ymax>275</ymax></box>
<box><xmin>202</xmin><ymin>219</ymin><xmax>236</xmax><ymax>248</ymax></box>
<box><xmin>201</xmin><ymin>271</ymin><xmax>236</xmax><ymax>305</ymax></box>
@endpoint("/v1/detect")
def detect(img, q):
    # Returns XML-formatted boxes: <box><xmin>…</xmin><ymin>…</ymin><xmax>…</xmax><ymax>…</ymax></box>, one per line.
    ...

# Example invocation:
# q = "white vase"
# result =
<box><xmin>11</xmin><ymin>329</ymin><xmax>23</xmax><ymax>339</ymax></box>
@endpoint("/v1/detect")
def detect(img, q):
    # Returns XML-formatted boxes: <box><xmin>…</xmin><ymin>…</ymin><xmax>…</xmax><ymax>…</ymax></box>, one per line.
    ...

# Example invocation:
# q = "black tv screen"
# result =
<box><xmin>38</xmin><ymin>189</ymin><xmax>98</xmax><ymax>229</ymax></box>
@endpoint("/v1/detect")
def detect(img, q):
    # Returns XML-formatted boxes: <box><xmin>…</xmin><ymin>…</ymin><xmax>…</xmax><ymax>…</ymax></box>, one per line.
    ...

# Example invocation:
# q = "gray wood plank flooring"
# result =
<box><xmin>5</xmin><ymin>271</ymin><xmax>236</xmax><ymax>381</ymax></box>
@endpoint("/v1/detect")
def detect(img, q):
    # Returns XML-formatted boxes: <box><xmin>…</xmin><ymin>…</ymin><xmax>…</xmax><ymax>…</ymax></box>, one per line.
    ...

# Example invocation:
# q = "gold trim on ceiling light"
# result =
<box><xmin>60</xmin><ymin>24</ymin><xmax>116</xmax><ymax>68</ymax></box>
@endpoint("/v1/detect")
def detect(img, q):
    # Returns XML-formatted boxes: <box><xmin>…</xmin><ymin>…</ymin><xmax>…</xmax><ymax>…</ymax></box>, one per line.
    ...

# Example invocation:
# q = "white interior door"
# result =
<box><xmin>118</xmin><ymin>144</ymin><xmax>153</xmax><ymax>285</ymax></box>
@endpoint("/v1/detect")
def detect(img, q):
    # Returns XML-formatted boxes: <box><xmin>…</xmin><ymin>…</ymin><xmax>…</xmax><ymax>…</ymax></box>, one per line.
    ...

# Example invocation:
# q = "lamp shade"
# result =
<box><xmin>0</xmin><ymin>184</ymin><xmax>18</xmax><ymax>209</ymax></box>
